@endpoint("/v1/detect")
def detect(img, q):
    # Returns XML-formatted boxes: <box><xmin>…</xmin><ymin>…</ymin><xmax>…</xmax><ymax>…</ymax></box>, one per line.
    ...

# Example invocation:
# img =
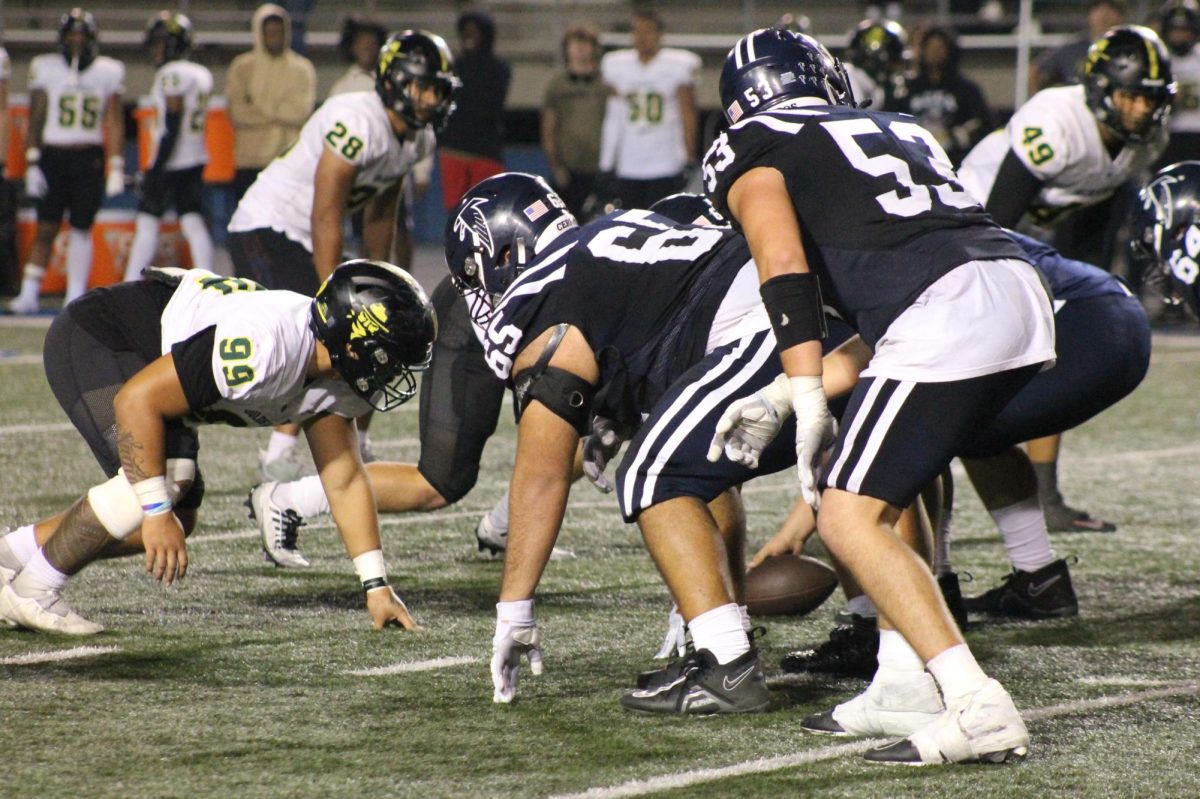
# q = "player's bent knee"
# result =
<box><xmin>86</xmin><ymin>473</ymin><xmax>143</xmax><ymax>540</ymax></box>
<box><xmin>166</xmin><ymin>458</ymin><xmax>196</xmax><ymax>504</ymax></box>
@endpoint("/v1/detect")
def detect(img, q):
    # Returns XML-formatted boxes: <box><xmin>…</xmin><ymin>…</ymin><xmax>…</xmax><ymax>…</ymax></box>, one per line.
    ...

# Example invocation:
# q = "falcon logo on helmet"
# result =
<box><xmin>1132</xmin><ymin>161</ymin><xmax>1200</xmax><ymax>314</ymax></box>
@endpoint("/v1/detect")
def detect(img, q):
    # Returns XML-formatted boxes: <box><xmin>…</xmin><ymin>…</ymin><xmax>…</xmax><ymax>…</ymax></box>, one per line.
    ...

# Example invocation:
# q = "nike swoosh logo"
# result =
<box><xmin>723</xmin><ymin>664</ymin><xmax>756</xmax><ymax>691</ymax></box>
<box><xmin>1027</xmin><ymin>574</ymin><xmax>1061</xmax><ymax>597</ymax></box>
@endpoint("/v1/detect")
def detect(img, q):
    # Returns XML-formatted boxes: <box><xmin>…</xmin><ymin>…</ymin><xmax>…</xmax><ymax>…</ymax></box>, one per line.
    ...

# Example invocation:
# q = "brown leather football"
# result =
<box><xmin>745</xmin><ymin>553</ymin><xmax>838</xmax><ymax>617</ymax></box>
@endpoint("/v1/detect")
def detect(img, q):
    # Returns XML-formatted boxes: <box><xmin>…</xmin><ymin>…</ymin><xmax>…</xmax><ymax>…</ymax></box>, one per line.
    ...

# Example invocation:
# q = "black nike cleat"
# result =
<box><xmin>781</xmin><ymin>614</ymin><xmax>878</xmax><ymax>679</ymax></box>
<box><xmin>620</xmin><ymin>648</ymin><xmax>769</xmax><ymax>715</ymax></box>
<box><xmin>965</xmin><ymin>558</ymin><xmax>1078</xmax><ymax>619</ymax></box>
<box><xmin>636</xmin><ymin>627</ymin><xmax>766</xmax><ymax>691</ymax></box>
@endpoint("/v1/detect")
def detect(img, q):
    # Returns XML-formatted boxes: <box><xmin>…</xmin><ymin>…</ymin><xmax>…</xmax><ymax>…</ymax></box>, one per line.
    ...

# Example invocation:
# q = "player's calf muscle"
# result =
<box><xmin>43</xmin><ymin>498</ymin><xmax>115</xmax><ymax>575</ymax></box>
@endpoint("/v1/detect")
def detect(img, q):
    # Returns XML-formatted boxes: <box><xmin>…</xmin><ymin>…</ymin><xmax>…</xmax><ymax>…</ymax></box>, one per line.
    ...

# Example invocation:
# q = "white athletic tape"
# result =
<box><xmin>86</xmin><ymin>471</ymin><xmax>143</xmax><ymax>539</ymax></box>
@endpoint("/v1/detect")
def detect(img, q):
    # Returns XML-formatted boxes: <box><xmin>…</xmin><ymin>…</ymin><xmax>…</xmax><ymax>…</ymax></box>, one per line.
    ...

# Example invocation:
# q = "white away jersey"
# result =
<box><xmin>149</xmin><ymin>60</ymin><xmax>213</xmax><ymax>171</ymax></box>
<box><xmin>29</xmin><ymin>53</ymin><xmax>125</xmax><ymax>147</ymax></box>
<box><xmin>958</xmin><ymin>84</ymin><xmax>1166</xmax><ymax>226</ymax></box>
<box><xmin>1169</xmin><ymin>47</ymin><xmax>1200</xmax><ymax>134</ymax></box>
<box><xmin>229</xmin><ymin>92</ymin><xmax>435</xmax><ymax>251</ymax></box>
<box><xmin>600</xmin><ymin>48</ymin><xmax>700</xmax><ymax>178</ymax></box>
<box><xmin>159</xmin><ymin>269</ymin><xmax>370</xmax><ymax>426</ymax></box>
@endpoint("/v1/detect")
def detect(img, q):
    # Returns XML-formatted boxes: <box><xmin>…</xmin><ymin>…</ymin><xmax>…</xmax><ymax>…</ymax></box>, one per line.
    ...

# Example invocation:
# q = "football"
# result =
<box><xmin>745</xmin><ymin>553</ymin><xmax>839</xmax><ymax>617</ymax></box>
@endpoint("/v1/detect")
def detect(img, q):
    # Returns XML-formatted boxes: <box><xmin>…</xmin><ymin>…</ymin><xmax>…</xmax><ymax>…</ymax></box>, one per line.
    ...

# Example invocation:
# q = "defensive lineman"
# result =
<box><xmin>9</xmin><ymin>8</ymin><xmax>125</xmax><ymax>314</ymax></box>
<box><xmin>125</xmin><ymin>11</ymin><xmax>215</xmax><ymax>281</ymax></box>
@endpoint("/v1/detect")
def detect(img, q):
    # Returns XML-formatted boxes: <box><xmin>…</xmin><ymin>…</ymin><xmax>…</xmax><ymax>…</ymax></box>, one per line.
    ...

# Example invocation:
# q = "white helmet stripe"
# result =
<box><xmin>747</xmin><ymin>31</ymin><xmax>757</xmax><ymax>62</ymax></box>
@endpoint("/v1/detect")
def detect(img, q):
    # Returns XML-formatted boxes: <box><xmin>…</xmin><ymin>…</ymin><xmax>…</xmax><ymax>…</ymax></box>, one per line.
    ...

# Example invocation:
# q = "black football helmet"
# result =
<box><xmin>144</xmin><ymin>11</ymin><xmax>193</xmax><ymax>64</ymax></box>
<box><xmin>60</xmin><ymin>8</ymin><xmax>99</xmax><ymax>70</ymax></box>
<box><xmin>1132</xmin><ymin>161</ymin><xmax>1200</xmax><ymax>313</ymax></box>
<box><xmin>376</xmin><ymin>30</ymin><xmax>461</xmax><ymax>134</ymax></box>
<box><xmin>444</xmin><ymin>173</ymin><xmax>578</xmax><ymax>325</ymax></box>
<box><xmin>719</xmin><ymin>28</ymin><xmax>855</xmax><ymax>124</ymax></box>
<box><xmin>846</xmin><ymin>20</ymin><xmax>910</xmax><ymax>85</ymax></box>
<box><xmin>648</xmin><ymin>193</ymin><xmax>729</xmax><ymax>227</ymax></box>
<box><xmin>1084</xmin><ymin>25</ymin><xmax>1176</xmax><ymax>143</ymax></box>
<box><xmin>1159</xmin><ymin>1</ymin><xmax>1200</xmax><ymax>57</ymax></box>
<box><xmin>310</xmin><ymin>260</ymin><xmax>437</xmax><ymax>412</ymax></box>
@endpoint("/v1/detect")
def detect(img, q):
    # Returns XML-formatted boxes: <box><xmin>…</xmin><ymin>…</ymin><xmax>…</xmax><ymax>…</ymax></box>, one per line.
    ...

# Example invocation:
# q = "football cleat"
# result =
<box><xmin>7</xmin><ymin>294</ymin><xmax>40</xmax><ymax>316</ymax></box>
<box><xmin>474</xmin><ymin>512</ymin><xmax>576</xmax><ymax>560</ymax></box>
<box><xmin>246</xmin><ymin>483</ymin><xmax>311</xmax><ymax>568</ymax></box>
<box><xmin>864</xmin><ymin>678</ymin><xmax>1030</xmax><ymax>765</ymax></box>
<box><xmin>257</xmin><ymin>447</ymin><xmax>308</xmax><ymax>484</ymax></box>
<box><xmin>620</xmin><ymin>647</ymin><xmax>770</xmax><ymax>715</ymax></box>
<box><xmin>781</xmin><ymin>614</ymin><xmax>878</xmax><ymax>678</ymax></box>
<box><xmin>965</xmin><ymin>558</ymin><xmax>1078</xmax><ymax>619</ymax></box>
<box><xmin>0</xmin><ymin>583</ymin><xmax>103</xmax><ymax>635</ymax></box>
<box><xmin>802</xmin><ymin>671</ymin><xmax>945</xmax><ymax>737</ymax></box>
<box><xmin>1043</xmin><ymin>499</ymin><xmax>1116</xmax><ymax>533</ymax></box>
<box><xmin>638</xmin><ymin>626</ymin><xmax>764</xmax><ymax>691</ymax></box>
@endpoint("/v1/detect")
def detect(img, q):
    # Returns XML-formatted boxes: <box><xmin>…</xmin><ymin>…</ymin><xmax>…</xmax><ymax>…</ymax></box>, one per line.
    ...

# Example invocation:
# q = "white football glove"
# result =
<box><xmin>25</xmin><ymin>165</ymin><xmax>47</xmax><ymax>199</ymax></box>
<box><xmin>105</xmin><ymin>157</ymin><xmax>126</xmax><ymax>198</ymax></box>
<box><xmin>491</xmin><ymin>599</ymin><xmax>544</xmax><ymax>703</ymax></box>
<box><xmin>582</xmin><ymin>416</ymin><xmax>623</xmax><ymax>494</ymax></box>
<box><xmin>707</xmin><ymin>373</ymin><xmax>793</xmax><ymax>469</ymax></box>
<box><xmin>790</xmin><ymin>375</ymin><xmax>837</xmax><ymax>510</ymax></box>
<box><xmin>654</xmin><ymin>605</ymin><xmax>688</xmax><ymax>660</ymax></box>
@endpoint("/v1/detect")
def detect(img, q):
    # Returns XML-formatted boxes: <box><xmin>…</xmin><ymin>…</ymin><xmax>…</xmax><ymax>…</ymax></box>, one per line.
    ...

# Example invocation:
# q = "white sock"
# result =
<box><xmin>64</xmin><ymin>228</ymin><xmax>94</xmax><ymax>303</ymax></box>
<box><xmin>125</xmin><ymin>212</ymin><xmax>160</xmax><ymax>281</ymax></box>
<box><xmin>875</xmin><ymin>629</ymin><xmax>925</xmax><ymax>681</ymax></box>
<box><xmin>18</xmin><ymin>263</ymin><xmax>45</xmax><ymax>300</ymax></box>
<box><xmin>687</xmin><ymin>603</ymin><xmax>749</xmax><ymax>664</ymax></box>
<box><xmin>486</xmin><ymin>487</ymin><xmax>510</xmax><ymax>532</ymax></box>
<box><xmin>265</xmin><ymin>431</ymin><xmax>298</xmax><ymax>463</ymax></box>
<box><xmin>739</xmin><ymin>604</ymin><xmax>752</xmax><ymax>633</ymax></box>
<box><xmin>2</xmin><ymin>524</ymin><xmax>39</xmax><ymax>565</ymax></box>
<box><xmin>179</xmin><ymin>212</ymin><xmax>213</xmax><ymax>270</ymax></box>
<box><xmin>991</xmin><ymin>496</ymin><xmax>1056</xmax><ymax>573</ymax></box>
<box><xmin>12</xmin><ymin>549</ymin><xmax>69</xmax><ymax>596</ymax></box>
<box><xmin>847</xmin><ymin>594</ymin><xmax>877</xmax><ymax>618</ymax></box>
<box><xmin>269</xmin><ymin>475</ymin><xmax>329</xmax><ymax>518</ymax></box>
<box><xmin>926</xmin><ymin>643</ymin><xmax>989</xmax><ymax>702</ymax></box>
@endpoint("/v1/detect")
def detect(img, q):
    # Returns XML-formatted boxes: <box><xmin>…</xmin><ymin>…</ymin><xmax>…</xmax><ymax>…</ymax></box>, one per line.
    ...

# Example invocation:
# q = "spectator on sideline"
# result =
<box><xmin>598</xmin><ymin>10</ymin><xmax>700</xmax><ymax>211</ymax></box>
<box><xmin>901</xmin><ymin>26</ymin><xmax>992</xmax><ymax>167</ymax></box>
<box><xmin>541</xmin><ymin>24</ymin><xmax>607</xmax><ymax>217</ymax></box>
<box><xmin>226</xmin><ymin>3</ymin><xmax>316</xmax><ymax>201</ymax></box>
<box><xmin>1157</xmin><ymin>1</ymin><xmax>1200</xmax><ymax>167</ymax></box>
<box><xmin>0</xmin><ymin>42</ymin><xmax>15</xmax><ymax>296</ymax></box>
<box><xmin>438</xmin><ymin>11</ymin><xmax>511</xmax><ymax>210</ymax></box>
<box><xmin>1030</xmin><ymin>0</ymin><xmax>1127</xmax><ymax>92</ymax></box>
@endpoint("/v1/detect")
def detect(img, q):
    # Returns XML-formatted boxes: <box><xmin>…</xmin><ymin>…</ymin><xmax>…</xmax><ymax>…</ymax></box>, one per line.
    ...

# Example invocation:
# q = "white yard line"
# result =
<box><xmin>551</xmin><ymin>681</ymin><xmax>1200</xmax><ymax>799</ymax></box>
<box><xmin>0</xmin><ymin>422</ymin><xmax>75</xmax><ymax>435</ymax></box>
<box><xmin>0</xmin><ymin>353</ymin><xmax>41</xmax><ymax>365</ymax></box>
<box><xmin>0</xmin><ymin>645</ymin><xmax>120</xmax><ymax>665</ymax></box>
<box><xmin>345</xmin><ymin>655</ymin><xmax>478</xmax><ymax>676</ymax></box>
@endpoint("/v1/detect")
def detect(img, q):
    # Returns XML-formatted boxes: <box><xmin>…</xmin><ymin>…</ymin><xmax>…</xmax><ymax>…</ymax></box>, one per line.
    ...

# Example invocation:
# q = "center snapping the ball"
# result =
<box><xmin>745</xmin><ymin>553</ymin><xmax>838</xmax><ymax>617</ymax></box>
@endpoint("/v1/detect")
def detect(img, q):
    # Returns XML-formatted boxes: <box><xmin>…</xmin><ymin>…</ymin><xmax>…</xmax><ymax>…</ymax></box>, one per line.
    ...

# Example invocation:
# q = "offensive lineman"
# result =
<box><xmin>9</xmin><ymin>8</ymin><xmax>125</xmax><ymax>314</ymax></box>
<box><xmin>958</xmin><ymin>25</ymin><xmax>1174</xmax><ymax>534</ymax></box>
<box><xmin>125</xmin><ymin>12</ymin><xmax>215</xmax><ymax>281</ymax></box>
<box><xmin>0</xmin><ymin>261</ymin><xmax>435</xmax><ymax>635</ymax></box>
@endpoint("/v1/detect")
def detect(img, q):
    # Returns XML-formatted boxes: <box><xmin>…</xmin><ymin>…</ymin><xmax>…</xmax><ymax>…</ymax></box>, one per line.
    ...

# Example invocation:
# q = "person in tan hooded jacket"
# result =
<box><xmin>226</xmin><ymin>4</ymin><xmax>316</xmax><ymax>200</ymax></box>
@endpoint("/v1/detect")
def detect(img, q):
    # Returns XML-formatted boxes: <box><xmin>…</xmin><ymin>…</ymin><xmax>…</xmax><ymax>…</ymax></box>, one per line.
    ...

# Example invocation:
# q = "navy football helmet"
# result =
<box><xmin>60</xmin><ymin>8</ymin><xmax>99</xmax><ymax>70</ymax></box>
<box><xmin>310</xmin><ymin>260</ymin><xmax>437</xmax><ymax>412</ymax></box>
<box><xmin>1132</xmin><ymin>161</ymin><xmax>1200</xmax><ymax>313</ymax></box>
<box><xmin>1084</xmin><ymin>26</ymin><xmax>1176</xmax><ymax>142</ymax></box>
<box><xmin>144</xmin><ymin>11</ymin><xmax>193</xmax><ymax>64</ymax></box>
<box><xmin>444</xmin><ymin>173</ymin><xmax>577</xmax><ymax>325</ymax></box>
<box><xmin>720</xmin><ymin>28</ymin><xmax>855</xmax><ymax>124</ymax></box>
<box><xmin>377</xmin><ymin>30</ymin><xmax>461</xmax><ymax>133</ymax></box>
<box><xmin>648</xmin><ymin>193</ymin><xmax>729</xmax><ymax>227</ymax></box>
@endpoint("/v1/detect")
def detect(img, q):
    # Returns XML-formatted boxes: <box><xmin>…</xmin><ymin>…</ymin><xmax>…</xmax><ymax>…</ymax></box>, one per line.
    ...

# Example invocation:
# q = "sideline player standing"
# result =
<box><xmin>124</xmin><ymin>12</ymin><xmax>215</xmax><ymax>281</ymax></box>
<box><xmin>703</xmin><ymin>29</ymin><xmax>1052</xmax><ymax>764</ymax></box>
<box><xmin>9</xmin><ymin>8</ymin><xmax>125</xmax><ymax>314</ymax></box>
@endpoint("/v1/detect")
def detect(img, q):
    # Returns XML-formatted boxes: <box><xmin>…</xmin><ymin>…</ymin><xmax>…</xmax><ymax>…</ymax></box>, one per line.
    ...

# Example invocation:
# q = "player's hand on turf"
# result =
<box><xmin>747</xmin><ymin>514</ymin><xmax>815</xmax><ymax>571</ymax></box>
<box><xmin>582</xmin><ymin>416</ymin><xmax>623</xmax><ymax>494</ymax></box>
<box><xmin>25</xmin><ymin>165</ymin><xmax>47</xmax><ymax>199</ymax></box>
<box><xmin>491</xmin><ymin>601</ymin><xmax>543</xmax><ymax>703</ymax></box>
<box><xmin>707</xmin><ymin>373</ymin><xmax>793</xmax><ymax>469</ymax></box>
<box><xmin>142</xmin><ymin>512</ymin><xmax>188</xmax><ymax>585</ymax></box>
<box><xmin>366</xmin><ymin>585</ymin><xmax>421</xmax><ymax>631</ymax></box>
<box><xmin>654</xmin><ymin>605</ymin><xmax>687</xmax><ymax>659</ymax></box>
<box><xmin>790</xmin><ymin>375</ymin><xmax>836</xmax><ymax>510</ymax></box>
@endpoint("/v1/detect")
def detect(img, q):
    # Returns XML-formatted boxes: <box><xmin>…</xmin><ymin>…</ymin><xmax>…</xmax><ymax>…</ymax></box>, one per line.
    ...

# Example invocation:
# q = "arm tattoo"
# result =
<box><xmin>116</xmin><ymin>425</ymin><xmax>150</xmax><ymax>483</ymax></box>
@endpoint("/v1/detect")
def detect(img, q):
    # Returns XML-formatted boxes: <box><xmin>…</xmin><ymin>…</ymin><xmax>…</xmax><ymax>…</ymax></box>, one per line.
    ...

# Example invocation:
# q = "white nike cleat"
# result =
<box><xmin>802</xmin><ymin>670</ymin><xmax>946</xmax><ymax>737</ymax></box>
<box><xmin>7</xmin><ymin>294</ymin><xmax>40</xmax><ymax>315</ymax></box>
<box><xmin>474</xmin><ymin>513</ymin><xmax>576</xmax><ymax>560</ymax></box>
<box><xmin>865</xmin><ymin>678</ymin><xmax>1030</xmax><ymax>765</ymax></box>
<box><xmin>0</xmin><ymin>583</ymin><xmax>104</xmax><ymax>635</ymax></box>
<box><xmin>247</xmin><ymin>483</ymin><xmax>311</xmax><ymax>568</ymax></box>
<box><xmin>257</xmin><ymin>447</ymin><xmax>308</xmax><ymax>483</ymax></box>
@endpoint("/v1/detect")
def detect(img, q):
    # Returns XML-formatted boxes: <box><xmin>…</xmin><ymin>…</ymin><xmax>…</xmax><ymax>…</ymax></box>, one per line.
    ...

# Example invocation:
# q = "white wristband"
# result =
<box><xmin>25</xmin><ymin>147</ymin><xmax>40</xmax><ymax>165</ymax></box>
<box><xmin>353</xmin><ymin>549</ymin><xmax>388</xmax><ymax>591</ymax></box>
<box><xmin>132</xmin><ymin>476</ymin><xmax>173</xmax><ymax>516</ymax></box>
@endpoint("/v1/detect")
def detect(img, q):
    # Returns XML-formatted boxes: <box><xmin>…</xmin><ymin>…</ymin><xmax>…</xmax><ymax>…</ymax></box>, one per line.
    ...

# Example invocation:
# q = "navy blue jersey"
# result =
<box><xmin>703</xmin><ymin>103</ymin><xmax>1029</xmax><ymax>346</ymax></box>
<box><xmin>478</xmin><ymin>210</ymin><xmax>752</xmax><ymax>429</ymax></box>
<box><xmin>1008</xmin><ymin>231</ymin><xmax>1130</xmax><ymax>302</ymax></box>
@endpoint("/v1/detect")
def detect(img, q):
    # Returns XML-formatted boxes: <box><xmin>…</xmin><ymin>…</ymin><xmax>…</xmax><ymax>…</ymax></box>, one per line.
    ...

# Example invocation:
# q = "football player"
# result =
<box><xmin>9</xmin><ymin>8</ymin><xmax>125</xmax><ymax>314</ymax></box>
<box><xmin>124</xmin><ymin>12</ymin><xmax>215</xmax><ymax>281</ymax></box>
<box><xmin>703</xmin><ymin>28</ymin><xmax>1052</xmax><ymax>764</ymax></box>
<box><xmin>0</xmin><ymin>261</ymin><xmax>435</xmax><ymax>635</ymax></box>
<box><xmin>844</xmin><ymin>19</ymin><xmax>911</xmax><ymax>112</ymax></box>
<box><xmin>959</xmin><ymin>25</ymin><xmax>1174</xmax><ymax>534</ymax></box>
<box><xmin>1132</xmin><ymin>160</ymin><xmax>1200</xmax><ymax>314</ymax></box>
<box><xmin>227</xmin><ymin>30</ymin><xmax>457</xmax><ymax>490</ymax></box>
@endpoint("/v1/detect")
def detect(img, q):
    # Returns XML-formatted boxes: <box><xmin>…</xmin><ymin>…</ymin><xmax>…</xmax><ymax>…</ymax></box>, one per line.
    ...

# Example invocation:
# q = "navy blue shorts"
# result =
<box><xmin>616</xmin><ymin>329</ymin><xmax>796</xmax><ymax>522</ymax></box>
<box><xmin>960</xmin><ymin>292</ymin><xmax>1150</xmax><ymax>457</ymax></box>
